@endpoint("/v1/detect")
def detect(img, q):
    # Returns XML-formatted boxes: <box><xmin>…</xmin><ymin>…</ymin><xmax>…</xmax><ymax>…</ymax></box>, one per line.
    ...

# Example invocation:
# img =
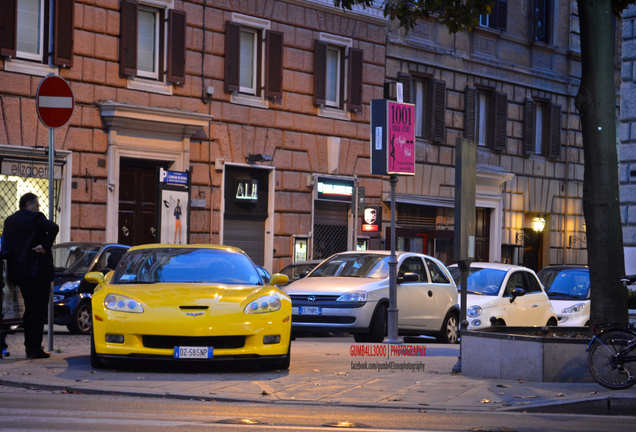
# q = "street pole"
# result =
<box><xmin>385</xmin><ymin>174</ymin><xmax>402</xmax><ymax>344</ymax></box>
<box><xmin>48</xmin><ymin>128</ymin><xmax>54</xmax><ymax>352</ymax></box>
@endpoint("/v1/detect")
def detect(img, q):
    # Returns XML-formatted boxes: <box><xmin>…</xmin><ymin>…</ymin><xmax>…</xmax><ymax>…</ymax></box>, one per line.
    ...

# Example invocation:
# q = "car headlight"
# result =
<box><xmin>467</xmin><ymin>305</ymin><xmax>482</xmax><ymax>318</ymax></box>
<box><xmin>245</xmin><ymin>294</ymin><xmax>282</xmax><ymax>314</ymax></box>
<box><xmin>336</xmin><ymin>291</ymin><xmax>368</xmax><ymax>302</ymax></box>
<box><xmin>60</xmin><ymin>280</ymin><xmax>81</xmax><ymax>292</ymax></box>
<box><xmin>104</xmin><ymin>294</ymin><xmax>144</xmax><ymax>313</ymax></box>
<box><xmin>562</xmin><ymin>303</ymin><xmax>586</xmax><ymax>314</ymax></box>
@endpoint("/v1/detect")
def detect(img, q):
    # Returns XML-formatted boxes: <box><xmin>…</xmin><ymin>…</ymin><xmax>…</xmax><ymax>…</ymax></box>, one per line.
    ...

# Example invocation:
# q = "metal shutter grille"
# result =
<box><xmin>265</xmin><ymin>30</ymin><xmax>284</xmax><ymax>99</ymax></box>
<box><xmin>549</xmin><ymin>103</ymin><xmax>562</xmax><ymax>159</ymax></box>
<box><xmin>431</xmin><ymin>79</ymin><xmax>446</xmax><ymax>143</ymax></box>
<box><xmin>397</xmin><ymin>203</ymin><xmax>436</xmax><ymax>228</ymax></box>
<box><xmin>0</xmin><ymin>0</ymin><xmax>17</xmax><ymax>57</ymax></box>
<box><xmin>397</xmin><ymin>72</ymin><xmax>412</xmax><ymax>103</ymax></box>
<box><xmin>493</xmin><ymin>91</ymin><xmax>508</xmax><ymax>152</ymax></box>
<box><xmin>223</xmin><ymin>218</ymin><xmax>265</xmax><ymax>266</ymax></box>
<box><xmin>0</xmin><ymin>177</ymin><xmax>61</xmax><ymax>232</ymax></box>
<box><xmin>120</xmin><ymin>0</ymin><xmax>138</xmax><ymax>77</ymax></box>
<box><xmin>53</xmin><ymin>0</ymin><xmax>75</xmax><ymax>67</ymax></box>
<box><xmin>314</xmin><ymin>40</ymin><xmax>327</xmax><ymax>106</ymax></box>
<box><xmin>347</xmin><ymin>47</ymin><xmax>363</xmax><ymax>112</ymax></box>
<box><xmin>523</xmin><ymin>99</ymin><xmax>535</xmax><ymax>155</ymax></box>
<box><xmin>313</xmin><ymin>202</ymin><xmax>348</xmax><ymax>260</ymax></box>
<box><xmin>224</xmin><ymin>21</ymin><xmax>240</xmax><ymax>93</ymax></box>
<box><xmin>465</xmin><ymin>86</ymin><xmax>477</xmax><ymax>141</ymax></box>
<box><xmin>167</xmin><ymin>9</ymin><xmax>186</xmax><ymax>85</ymax></box>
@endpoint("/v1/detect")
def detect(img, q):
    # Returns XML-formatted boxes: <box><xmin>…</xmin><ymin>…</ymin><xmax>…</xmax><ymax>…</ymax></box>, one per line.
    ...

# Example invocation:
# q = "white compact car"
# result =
<box><xmin>537</xmin><ymin>266</ymin><xmax>590</xmax><ymax>327</ymax></box>
<box><xmin>285</xmin><ymin>251</ymin><xmax>459</xmax><ymax>343</ymax></box>
<box><xmin>448</xmin><ymin>263</ymin><xmax>558</xmax><ymax>330</ymax></box>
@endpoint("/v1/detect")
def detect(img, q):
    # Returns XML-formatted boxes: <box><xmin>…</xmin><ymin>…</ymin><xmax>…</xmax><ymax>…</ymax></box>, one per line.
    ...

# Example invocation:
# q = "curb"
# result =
<box><xmin>503</xmin><ymin>395</ymin><xmax>636</xmax><ymax>416</ymax></box>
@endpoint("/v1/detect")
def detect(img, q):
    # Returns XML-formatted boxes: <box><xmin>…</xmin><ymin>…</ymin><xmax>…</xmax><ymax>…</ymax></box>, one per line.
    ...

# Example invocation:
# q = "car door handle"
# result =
<box><xmin>532</xmin><ymin>304</ymin><xmax>538</xmax><ymax>308</ymax></box>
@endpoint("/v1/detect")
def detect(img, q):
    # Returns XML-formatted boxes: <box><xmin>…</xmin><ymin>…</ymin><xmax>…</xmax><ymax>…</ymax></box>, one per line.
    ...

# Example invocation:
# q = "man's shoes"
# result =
<box><xmin>1</xmin><ymin>348</ymin><xmax>9</xmax><ymax>357</ymax></box>
<box><xmin>26</xmin><ymin>348</ymin><xmax>50</xmax><ymax>359</ymax></box>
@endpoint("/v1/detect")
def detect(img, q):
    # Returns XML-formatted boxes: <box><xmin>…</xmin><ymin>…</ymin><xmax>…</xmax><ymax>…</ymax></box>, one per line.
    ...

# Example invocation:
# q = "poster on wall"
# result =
<box><xmin>156</xmin><ymin>168</ymin><xmax>191</xmax><ymax>244</ymax></box>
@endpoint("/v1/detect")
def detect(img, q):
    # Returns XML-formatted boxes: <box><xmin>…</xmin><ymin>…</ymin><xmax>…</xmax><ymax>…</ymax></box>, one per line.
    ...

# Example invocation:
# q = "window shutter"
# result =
<box><xmin>397</xmin><ymin>72</ymin><xmax>411</xmax><ymax>103</ymax></box>
<box><xmin>430</xmin><ymin>79</ymin><xmax>446</xmax><ymax>144</ymax></box>
<box><xmin>52</xmin><ymin>0</ymin><xmax>75</xmax><ymax>67</ymax></box>
<box><xmin>548</xmin><ymin>103</ymin><xmax>562</xmax><ymax>159</ymax></box>
<box><xmin>347</xmin><ymin>47</ymin><xmax>363</xmax><ymax>113</ymax></box>
<box><xmin>314</xmin><ymin>40</ymin><xmax>327</xmax><ymax>106</ymax></box>
<box><xmin>465</xmin><ymin>86</ymin><xmax>477</xmax><ymax>141</ymax></box>
<box><xmin>523</xmin><ymin>99</ymin><xmax>535</xmax><ymax>155</ymax></box>
<box><xmin>265</xmin><ymin>30</ymin><xmax>284</xmax><ymax>99</ymax></box>
<box><xmin>167</xmin><ymin>10</ymin><xmax>186</xmax><ymax>85</ymax></box>
<box><xmin>497</xmin><ymin>0</ymin><xmax>508</xmax><ymax>32</ymax></box>
<box><xmin>0</xmin><ymin>0</ymin><xmax>17</xmax><ymax>58</ymax></box>
<box><xmin>119</xmin><ymin>0</ymin><xmax>138</xmax><ymax>77</ymax></box>
<box><xmin>493</xmin><ymin>91</ymin><xmax>508</xmax><ymax>152</ymax></box>
<box><xmin>532</xmin><ymin>0</ymin><xmax>540</xmax><ymax>41</ymax></box>
<box><xmin>224</xmin><ymin>21</ymin><xmax>240</xmax><ymax>93</ymax></box>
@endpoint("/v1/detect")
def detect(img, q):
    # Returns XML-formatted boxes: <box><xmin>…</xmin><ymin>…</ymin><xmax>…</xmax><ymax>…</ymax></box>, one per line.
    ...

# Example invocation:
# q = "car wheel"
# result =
<box><xmin>68</xmin><ymin>302</ymin><xmax>92</xmax><ymax>335</ymax></box>
<box><xmin>261</xmin><ymin>340</ymin><xmax>291</xmax><ymax>371</ymax></box>
<box><xmin>355</xmin><ymin>303</ymin><xmax>387</xmax><ymax>343</ymax></box>
<box><xmin>90</xmin><ymin>332</ymin><xmax>105</xmax><ymax>370</ymax></box>
<box><xmin>547</xmin><ymin>317</ymin><xmax>558</xmax><ymax>327</ymax></box>
<box><xmin>439</xmin><ymin>312</ymin><xmax>459</xmax><ymax>344</ymax></box>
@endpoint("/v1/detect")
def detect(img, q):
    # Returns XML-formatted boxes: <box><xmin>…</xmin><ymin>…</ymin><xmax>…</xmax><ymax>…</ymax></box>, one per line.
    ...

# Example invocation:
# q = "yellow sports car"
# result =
<box><xmin>85</xmin><ymin>244</ymin><xmax>291</xmax><ymax>370</ymax></box>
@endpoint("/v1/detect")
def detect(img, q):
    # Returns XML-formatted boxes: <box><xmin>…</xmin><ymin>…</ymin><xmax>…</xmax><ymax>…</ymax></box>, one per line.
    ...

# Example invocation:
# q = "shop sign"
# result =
<box><xmin>362</xmin><ymin>206</ymin><xmax>380</xmax><ymax>232</ymax></box>
<box><xmin>235</xmin><ymin>179</ymin><xmax>258</xmax><ymax>203</ymax></box>
<box><xmin>1</xmin><ymin>160</ymin><xmax>62</xmax><ymax>180</ymax></box>
<box><xmin>316</xmin><ymin>176</ymin><xmax>354</xmax><ymax>202</ymax></box>
<box><xmin>370</xmin><ymin>99</ymin><xmax>416</xmax><ymax>176</ymax></box>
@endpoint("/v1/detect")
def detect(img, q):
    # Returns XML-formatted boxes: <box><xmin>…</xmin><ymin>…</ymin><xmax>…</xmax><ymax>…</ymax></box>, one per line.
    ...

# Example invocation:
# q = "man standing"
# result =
<box><xmin>1</xmin><ymin>193</ymin><xmax>59</xmax><ymax>359</ymax></box>
<box><xmin>174</xmin><ymin>199</ymin><xmax>182</xmax><ymax>244</ymax></box>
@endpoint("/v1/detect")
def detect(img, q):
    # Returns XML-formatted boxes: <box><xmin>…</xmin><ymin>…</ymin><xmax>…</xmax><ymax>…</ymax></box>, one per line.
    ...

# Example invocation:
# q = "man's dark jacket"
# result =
<box><xmin>2</xmin><ymin>209</ymin><xmax>59</xmax><ymax>283</ymax></box>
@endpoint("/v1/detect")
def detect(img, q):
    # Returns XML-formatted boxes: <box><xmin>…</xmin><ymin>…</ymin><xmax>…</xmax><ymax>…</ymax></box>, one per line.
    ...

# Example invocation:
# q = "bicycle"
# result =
<box><xmin>586</xmin><ymin>275</ymin><xmax>636</xmax><ymax>390</ymax></box>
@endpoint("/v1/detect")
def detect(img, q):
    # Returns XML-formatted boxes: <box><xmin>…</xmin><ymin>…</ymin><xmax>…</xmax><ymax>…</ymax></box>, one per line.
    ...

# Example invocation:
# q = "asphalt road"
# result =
<box><xmin>0</xmin><ymin>384</ymin><xmax>633</xmax><ymax>432</ymax></box>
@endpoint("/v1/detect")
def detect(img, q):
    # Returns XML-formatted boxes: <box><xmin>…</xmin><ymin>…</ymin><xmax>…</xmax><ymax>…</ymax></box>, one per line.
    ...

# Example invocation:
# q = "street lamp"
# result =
<box><xmin>531</xmin><ymin>215</ymin><xmax>546</xmax><ymax>233</ymax></box>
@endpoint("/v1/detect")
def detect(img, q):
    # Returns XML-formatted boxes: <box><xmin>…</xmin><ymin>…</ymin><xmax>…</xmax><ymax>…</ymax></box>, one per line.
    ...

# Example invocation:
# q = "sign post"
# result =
<box><xmin>371</xmin><ymin>98</ymin><xmax>415</xmax><ymax>345</ymax></box>
<box><xmin>36</xmin><ymin>75</ymin><xmax>75</xmax><ymax>352</ymax></box>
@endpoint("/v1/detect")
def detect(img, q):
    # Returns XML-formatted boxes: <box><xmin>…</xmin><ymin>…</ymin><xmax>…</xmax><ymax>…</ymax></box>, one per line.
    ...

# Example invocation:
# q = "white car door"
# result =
<box><xmin>424</xmin><ymin>258</ymin><xmax>455</xmax><ymax>331</ymax></box>
<box><xmin>522</xmin><ymin>271</ymin><xmax>553</xmax><ymax>325</ymax></box>
<box><xmin>396</xmin><ymin>256</ymin><xmax>431</xmax><ymax>329</ymax></box>
<box><xmin>500</xmin><ymin>271</ymin><xmax>536</xmax><ymax>326</ymax></box>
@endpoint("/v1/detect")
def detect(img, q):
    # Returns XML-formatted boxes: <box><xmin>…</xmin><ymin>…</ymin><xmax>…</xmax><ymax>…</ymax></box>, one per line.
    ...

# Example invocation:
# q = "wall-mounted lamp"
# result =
<box><xmin>568</xmin><ymin>234</ymin><xmax>587</xmax><ymax>248</ymax></box>
<box><xmin>531</xmin><ymin>216</ymin><xmax>546</xmax><ymax>233</ymax></box>
<box><xmin>246</xmin><ymin>153</ymin><xmax>272</xmax><ymax>164</ymax></box>
<box><xmin>515</xmin><ymin>231</ymin><xmax>540</xmax><ymax>243</ymax></box>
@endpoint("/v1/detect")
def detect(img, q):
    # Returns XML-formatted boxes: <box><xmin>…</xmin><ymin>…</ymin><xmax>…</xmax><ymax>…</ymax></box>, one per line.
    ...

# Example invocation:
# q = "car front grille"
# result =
<box><xmin>292</xmin><ymin>316</ymin><xmax>356</xmax><ymax>324</ymax></box>
<box><xmin>290</xmin><ymin>294</ymin><xmax>366</xmax><ymax>309</ymax></box>
<box><xmin>289</xmin><ymin>295</ymin><xmax>340</xmax><ymax>303</ymax></box>
<box><xmin>142</xmin><ymin>335</ymin><xmax>246</xmax><ymax>349</ymax></box>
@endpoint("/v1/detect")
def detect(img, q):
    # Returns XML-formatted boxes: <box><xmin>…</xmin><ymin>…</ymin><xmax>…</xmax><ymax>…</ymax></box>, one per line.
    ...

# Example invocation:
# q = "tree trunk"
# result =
<box><xmin>575</xmin><ymin>0</ymin><xmax>628</xmax><ymax>326</ymax></box>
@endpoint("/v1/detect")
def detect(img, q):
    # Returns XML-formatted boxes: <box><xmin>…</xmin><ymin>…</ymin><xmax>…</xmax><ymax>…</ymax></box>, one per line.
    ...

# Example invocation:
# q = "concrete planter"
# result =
<box><xmin>461</xmin><ymin>327</ymin><xmax>593</xmax><ymax>383</ymax></box>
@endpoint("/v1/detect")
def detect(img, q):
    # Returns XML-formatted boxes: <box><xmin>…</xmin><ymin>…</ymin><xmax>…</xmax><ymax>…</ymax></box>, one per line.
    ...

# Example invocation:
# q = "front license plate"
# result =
<box><xmin>173</xmin><ymin>346</ymin><xmax>213</xmax><ymax>359</ymax></box>
<box><xmin>299</xmin><ymin>306</ymin><xmax>321</xmax><ymax>315</ymax></box>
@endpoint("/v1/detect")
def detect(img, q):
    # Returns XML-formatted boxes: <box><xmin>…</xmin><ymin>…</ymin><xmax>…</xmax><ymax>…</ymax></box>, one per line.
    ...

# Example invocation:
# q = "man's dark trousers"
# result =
<box><xmin>18</xmin><ymin>277</ymin><xmax>50</xmax><ymax>351</ymax></box>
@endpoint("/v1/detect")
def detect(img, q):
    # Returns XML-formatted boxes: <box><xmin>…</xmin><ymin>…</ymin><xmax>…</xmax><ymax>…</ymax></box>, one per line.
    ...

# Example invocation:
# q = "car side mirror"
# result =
<box><xmin>509</xmin><ymin>287</ymin><xmax>526</xmax><ymax>303</ymax></box>
<box><xmin>398</xmin><ymin>272</ymin><xmax>419</xmax><ymax>284</ymax></box>
<box><xmin>269</xmin><ymin>273</ymin><xmax>289</xmax><ymax>286</ymax></box>
<box><xmin>299</xmin><ymin>270</ymin><xmax>310</xmax><ymax>279</ymax></box>
<box><xmin>85</xmin><ymin>272</ymin><xmax>105</xmax><ymax>285</ymax></box>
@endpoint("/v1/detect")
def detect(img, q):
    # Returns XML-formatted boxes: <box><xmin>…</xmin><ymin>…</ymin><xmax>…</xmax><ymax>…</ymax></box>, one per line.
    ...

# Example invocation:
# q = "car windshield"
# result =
<box><xmin>539</xmin><ymin>269</ymin><xmax>590</xmax><ymax>299</ymax></box>
<box><xmin>449</xmin><ymin>267</ymin><xmax>507</xmax><ymax>296</ymax></box>
<box><xmin>309</xmin><ymin>254</ymin><xmax>388</xmax><ymax>279</ymax></box>
<box><xmin>53</xmin><ymin>245</ymin><xmax>101</xmax><ymax>274</ymax></box>
<box><xmin>112</xmin><ymin>248</ymin><xmax>263</xmax><ymax>285</ymax></box>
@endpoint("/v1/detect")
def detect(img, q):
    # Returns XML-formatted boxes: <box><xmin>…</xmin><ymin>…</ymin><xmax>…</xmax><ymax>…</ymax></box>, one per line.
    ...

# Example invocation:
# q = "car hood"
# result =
<box><xmin>284</xmin><ymin>277</ymin><xmax>384</xmax><ymax>294</ymax></box>
<box><xmin>102</xmin><ymin>284</ymin><xmax>284</xmax><ymax>307</ymax></box>
<box><xmin>460</xmin><ymin>294</ymin><xmax>500</xmax><ymax>310</ymax></box>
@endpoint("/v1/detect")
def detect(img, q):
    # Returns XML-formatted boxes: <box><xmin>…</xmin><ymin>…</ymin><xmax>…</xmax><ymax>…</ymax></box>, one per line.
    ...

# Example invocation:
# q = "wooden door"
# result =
<box><xmin>475</xmin><ymin>208</ymin><xmax>490</xmax><ymax>262</ymax></box>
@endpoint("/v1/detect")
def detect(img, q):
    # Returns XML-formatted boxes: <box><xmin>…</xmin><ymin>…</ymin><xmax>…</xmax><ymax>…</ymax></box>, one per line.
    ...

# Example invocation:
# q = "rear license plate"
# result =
<box><xmin>299</xmin><ymin>306</ymin><xmax>321</xmax><ymax>315</ymax></box>
<box><xmin>173</xmin><ymin>347</ymin><xmax>213</xmax><ymax>359</ymax></box>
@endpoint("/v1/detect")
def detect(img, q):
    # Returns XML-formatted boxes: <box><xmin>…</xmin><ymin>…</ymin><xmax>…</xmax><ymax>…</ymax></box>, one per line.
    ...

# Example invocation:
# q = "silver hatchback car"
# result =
<box><xmin>285</xmin><ymin>251</ymin><xmax>459</xmax><ymax>343</ymax></box>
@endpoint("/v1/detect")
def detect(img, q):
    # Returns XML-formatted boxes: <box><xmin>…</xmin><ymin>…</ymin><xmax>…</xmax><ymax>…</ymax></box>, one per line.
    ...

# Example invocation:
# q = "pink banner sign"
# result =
<box><xmin>387</xmin><ymin>101</ymin><xmax>415</xmax><ymax>175</ymax></box>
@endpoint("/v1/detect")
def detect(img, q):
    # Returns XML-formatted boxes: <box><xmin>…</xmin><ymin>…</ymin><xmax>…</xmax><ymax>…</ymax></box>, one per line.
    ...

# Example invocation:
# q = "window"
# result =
<box><xmin>398</xmin><ymin>257</ymin><xmax>427</xmax><ymax>282</ymax></box>
<box><xmin>0</xmin><ymin>0</ymin><xmax>74</xmax><ymax>69</ymax></box>
<box><xmin>523</xmin><ymin>98</ymin><xmax>561</xmax><ymax>158</ymax></box>
<box><xmin>425</xmin><ymin>259</ymin><xmax>450</xmax><ymax>284</ymax></box>
<box><xmin>314</xmin><ymin>34</ymin><xmax>363</xmax><ymax>114</ymax></box>
<box><xmin>465</xmin><ymin>86</ymin><xmax>508</xmax><ymax>151</ymax></box>
<box><xmin>479</xmin><ymin>0</ymin><xmax>508</xmax><ymax>31</ymax></box>
<box><xmin>403</xmin><ymin>73</ymin><xmax>446</xmax><ymax>143</ymax></box>
<box><xmin>120</xmin><ymin>0</ymin><xmax>186</xmax><ymax>86</ymax></box>
<box><xmin>533</xmin><ymin>0</ymin><xmax>552</xmax><ymax>44</ymax></box>
<box><xmin>239</xmin><ymin>29</ymin><xmax>258</xmax><ymax>94</ymax></box>
<box><xmin>504</xmin><ymin>272</ymin><xmax>527</xmax><ymax>296</ymax></box>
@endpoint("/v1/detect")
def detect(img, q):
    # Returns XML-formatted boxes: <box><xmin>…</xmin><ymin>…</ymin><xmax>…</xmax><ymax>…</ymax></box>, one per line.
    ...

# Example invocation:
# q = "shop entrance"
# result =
<box><xmin>118</xmin><ymin>158</ymin><xmax>167</xmax><ymax>246</ymax></box>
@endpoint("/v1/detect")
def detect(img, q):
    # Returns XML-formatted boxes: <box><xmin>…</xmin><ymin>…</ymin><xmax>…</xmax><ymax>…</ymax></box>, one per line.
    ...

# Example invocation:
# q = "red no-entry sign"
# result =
<box><xmin>36</xmin><ymin>76</ymin><xmax>75</xmax><ymax>129</ymax></box>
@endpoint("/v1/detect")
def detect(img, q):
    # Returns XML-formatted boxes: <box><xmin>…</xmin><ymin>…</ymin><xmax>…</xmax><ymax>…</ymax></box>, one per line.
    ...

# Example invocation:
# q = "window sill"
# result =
<box><xmin>318</xmin><ymin>106</ymin><xmax>351</xmax><ymax>121</ymax></box>
<box><xmin>3</xmin><ymin>58</ymin><xmax>59</xmax><ymax>77</ymax></box>
<box><xmin>230</xmin><ymin>92</ymin><xmax>269</xmax><ymax>109</ymax></box>
<box><xmin>127</xmin><ymin>77</ymin><xmax>173</xmax><ymax>96</ymax></box>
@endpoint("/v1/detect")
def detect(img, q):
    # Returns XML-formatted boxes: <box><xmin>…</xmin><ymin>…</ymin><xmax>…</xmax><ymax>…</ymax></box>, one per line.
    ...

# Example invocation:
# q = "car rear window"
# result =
<box><xmin>112</xmin><ymin>248</ymin><xmax>262</xmax><ymax>285</ymax></box>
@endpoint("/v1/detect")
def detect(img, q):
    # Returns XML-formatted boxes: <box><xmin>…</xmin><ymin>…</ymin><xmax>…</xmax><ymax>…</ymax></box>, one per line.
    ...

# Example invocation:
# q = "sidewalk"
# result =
<box><xmin>1</xmin><ymin>332</ymin><xmax>635</xmax><ymax>415</ymax></box>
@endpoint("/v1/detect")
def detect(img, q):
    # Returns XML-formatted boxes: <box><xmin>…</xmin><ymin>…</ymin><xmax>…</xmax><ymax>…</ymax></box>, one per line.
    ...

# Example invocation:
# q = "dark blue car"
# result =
<box><xmin>53</xmin><ymin>243</ymin><xmax>129</xmax><ymax>334</ymax></box>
